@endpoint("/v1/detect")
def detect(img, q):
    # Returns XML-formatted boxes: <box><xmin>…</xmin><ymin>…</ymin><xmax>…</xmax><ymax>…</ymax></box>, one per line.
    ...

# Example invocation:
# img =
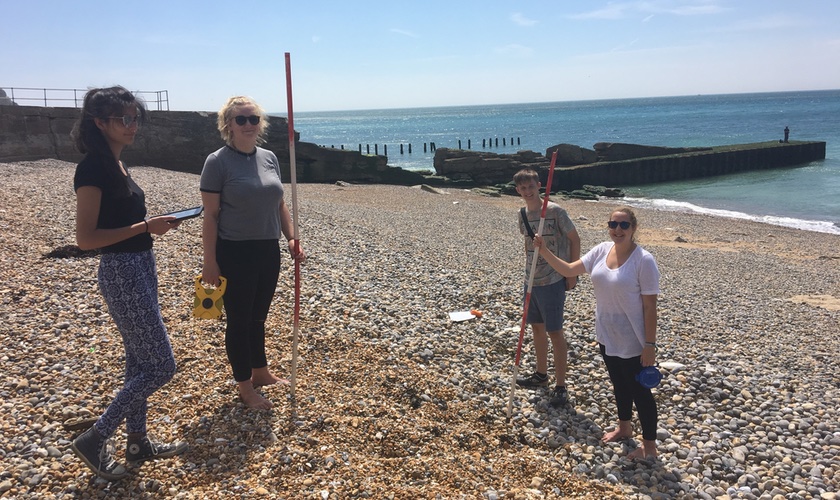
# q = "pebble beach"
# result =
<box><xmin>1</xmin><ymin>159</ymin><xmax>838</xmax><ymax>499</ymax></box>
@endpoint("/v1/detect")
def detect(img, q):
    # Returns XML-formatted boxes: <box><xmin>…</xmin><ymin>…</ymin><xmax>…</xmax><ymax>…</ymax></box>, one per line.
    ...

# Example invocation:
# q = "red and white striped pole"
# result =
<box><xmin>506</xmin><ymin>151</ymin><xmax>557</xmax><ymax>422</ymax></box>
<box><xmin>284</xmin><ymin>52</ymin><xmax>302</xmax><ymax>401</ymax></box>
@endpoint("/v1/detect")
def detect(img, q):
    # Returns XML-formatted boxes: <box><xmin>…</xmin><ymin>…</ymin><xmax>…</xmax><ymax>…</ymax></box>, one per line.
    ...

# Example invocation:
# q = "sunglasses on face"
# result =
<box><xmin>109</xmin><ymin>115</ymin><xmax>140</xmax><ymax>127</ymax></box>
<box><xmin>233</xmin><ymin>115</ymin><xmax>260</xmax><ymax>126</ymax></box>
<box><xmin>608</xmin><ymin>220</ymin><xmax>632</xmax><ymax>230</ymax></box>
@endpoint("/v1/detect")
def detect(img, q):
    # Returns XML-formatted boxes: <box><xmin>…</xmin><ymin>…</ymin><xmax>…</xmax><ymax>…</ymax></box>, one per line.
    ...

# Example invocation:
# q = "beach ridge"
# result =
<box><xmin>1</xmin><ymin>159</ymin><xmax>837</xmax><ymax>498</ymax></box>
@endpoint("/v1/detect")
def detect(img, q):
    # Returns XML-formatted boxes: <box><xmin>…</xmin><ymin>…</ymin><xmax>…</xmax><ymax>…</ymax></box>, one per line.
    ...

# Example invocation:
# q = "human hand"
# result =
<box><xmin>566</xmin><ymin>275</ymin><xmax>577</xmax><ymax>291</ymax></box>
<box><xmin>288</xmin><ymin>239</ymin><xmax>306</xmax><ymax>263</ymax></box>
<box><xmin>202</xmin><ymin>262</ymin><xmax>222</xmax><ymax>287</ymax></box>
<box><xmin>533</xmin><ymin>234</ymin><xmax>545</xmax><ymax>248</ymax></box>
<box><xmin>147</xmin><ymin>216</ymin><xmax>179</xmax><ymax>235</ymax></box>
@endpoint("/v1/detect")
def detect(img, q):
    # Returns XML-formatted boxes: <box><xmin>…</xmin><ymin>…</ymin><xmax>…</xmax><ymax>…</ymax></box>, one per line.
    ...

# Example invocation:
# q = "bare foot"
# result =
<box><xmin>601</xmin><ymin>428</ymin><xmax>633</xmax><ymax>443</ymax></box>
<box><xmin>251</xmin><ymin>368</ymin><xmax>289</xmax><ymax>388</ymax></box>
<box><xmin>238</xmin><ymin>382</ymin><xmax>273</xmax><ymax>409</ymax></box>
<box><xmin>627</xmin><ymin>440</ymin><xmax>658</xmax><ymax>460</ymax></box>
<box><xmin>252</xmin><ymin>375</ymin><xmax>289</xmax><ymax>388</ymax></box>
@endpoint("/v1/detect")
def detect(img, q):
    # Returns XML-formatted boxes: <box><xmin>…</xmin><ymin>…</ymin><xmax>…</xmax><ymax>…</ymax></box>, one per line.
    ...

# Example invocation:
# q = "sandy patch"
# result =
<box><xmin>788</xmin><ymin>294</ymin><xmax>840</xmax><ymax>311</ymax></box>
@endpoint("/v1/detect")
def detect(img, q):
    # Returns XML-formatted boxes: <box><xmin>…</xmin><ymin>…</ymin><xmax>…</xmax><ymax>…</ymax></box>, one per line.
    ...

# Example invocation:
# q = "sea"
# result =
<box><xmin>288</xmin><ymin>90</ymin><xmax>840</xmax><ymax>235</ymax></box>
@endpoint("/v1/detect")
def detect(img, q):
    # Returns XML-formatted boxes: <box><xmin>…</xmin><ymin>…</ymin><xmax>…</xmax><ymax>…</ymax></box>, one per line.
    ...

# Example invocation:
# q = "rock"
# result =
<box><xmin>419</xmin><ymin>184</ymin><xmax>448</xmax><ymax>194</ymax></box>
<box><xmin>545</xmin><ymin>144</ymin><xmax>597</xmax><ymax>165</ymax></box>
<box><xmin>592</xmin><ymin>142</ymin><xmax>711</xmax><ymax>161</ymax></box>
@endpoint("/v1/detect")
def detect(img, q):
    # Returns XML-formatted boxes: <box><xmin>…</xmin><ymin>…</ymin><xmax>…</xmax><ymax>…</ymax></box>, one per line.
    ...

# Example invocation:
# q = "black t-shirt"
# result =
<box><xmin>73</xmin><ymin>155</ymin><xmax>153</xmax><ymax>253</ymax></box>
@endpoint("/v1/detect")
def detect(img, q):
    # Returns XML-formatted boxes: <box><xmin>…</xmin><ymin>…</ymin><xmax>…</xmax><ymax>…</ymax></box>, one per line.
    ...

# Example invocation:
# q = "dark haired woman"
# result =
<box><xmin>200</xmin><ymin>96</ymin><xmax>305</xmax><ymax>410</ymax></box>
<box><xmin>70</xmin><ymin>86</ymin><xmax>187</xmax><ymax>480</ymax></box>
<box><xmin>533</xmin><ymin>207</ymin><xmax>661</xmax><ymax>460</ymax></box>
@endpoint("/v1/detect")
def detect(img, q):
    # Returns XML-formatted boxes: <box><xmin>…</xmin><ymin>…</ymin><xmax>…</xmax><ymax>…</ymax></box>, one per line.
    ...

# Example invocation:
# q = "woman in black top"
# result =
<box><xmin>70</xmin><ymin>86</ymin><xmax>187</xmax><ymax>480</ymax></box>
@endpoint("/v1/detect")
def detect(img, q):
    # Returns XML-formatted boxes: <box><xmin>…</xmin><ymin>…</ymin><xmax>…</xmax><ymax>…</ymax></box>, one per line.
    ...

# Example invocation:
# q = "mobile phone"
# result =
<box><xmin>159</xmin><ymin>206</ymin><xmax>203</xmax><ymax>222</ymax></box>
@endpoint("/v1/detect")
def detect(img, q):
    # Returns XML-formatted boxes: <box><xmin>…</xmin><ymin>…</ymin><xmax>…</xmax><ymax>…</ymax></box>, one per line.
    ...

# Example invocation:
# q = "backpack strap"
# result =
<box><xmin>520</xmin><ymin>207</ymin><xmax>536</xmax><ymax>239</ymax></box>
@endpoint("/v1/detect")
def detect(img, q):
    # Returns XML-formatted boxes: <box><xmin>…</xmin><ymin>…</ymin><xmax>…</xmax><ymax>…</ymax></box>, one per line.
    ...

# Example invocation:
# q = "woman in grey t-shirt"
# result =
<box><xmin>200</xmin><ymin>96</ymin><xmax>305</xmax><ymax>410</ymax></box>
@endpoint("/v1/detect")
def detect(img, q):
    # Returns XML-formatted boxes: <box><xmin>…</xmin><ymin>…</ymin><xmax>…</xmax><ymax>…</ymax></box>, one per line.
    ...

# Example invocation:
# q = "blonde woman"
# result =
<box><xmin>200</xmin><ymin>96</ymin><xmax>305</xmax><ymax>409</ymax></box>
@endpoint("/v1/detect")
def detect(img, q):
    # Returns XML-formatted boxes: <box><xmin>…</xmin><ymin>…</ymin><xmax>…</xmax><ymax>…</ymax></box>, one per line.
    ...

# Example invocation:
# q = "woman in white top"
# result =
<box><xmin>533</xmin><ymin>207</ymin><xmax>660</xmax><ymax>459</ymax></box>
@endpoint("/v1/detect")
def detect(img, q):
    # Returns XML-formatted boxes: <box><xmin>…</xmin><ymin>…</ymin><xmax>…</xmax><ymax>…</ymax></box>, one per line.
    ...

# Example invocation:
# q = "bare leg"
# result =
<box><xmin>627</xmin><ymin>439</ymin><xmax>658</xmax><ymax>459</ymax></box>
<box><xmin>602</xmin><ymin>420</ymin><xmax>633</xmax><ymax>442</ymax></box>
<box><xmin>251</xmin><ymin>366</ymin><xmax>289</xmax><ymax>388</ymax></box>
<box><xmin>547</xmin><ymin>329</ymin><xmax>567</xmax><ymax>388</ymax></box>
<box><xmin>238</xmin><ymin>381</ymin><xmax>272</xmax><ymax>409</ymax></box>
<box><xmin>531</xmin><ymin>323</ymin><xmax>550</xmax><ymax>376</ymax></box>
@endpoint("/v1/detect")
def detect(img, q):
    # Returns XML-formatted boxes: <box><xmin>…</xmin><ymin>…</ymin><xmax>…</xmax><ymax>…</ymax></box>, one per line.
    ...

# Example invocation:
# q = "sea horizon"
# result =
<box><xmin>282</xmin><ymin>89</ymin><xmax>840</xmax><ymax>235</ymax></box>
<box><xmin>281</xmin><ymin>88</ymin><xmax>840</xmax><ymax>115</ymax></box>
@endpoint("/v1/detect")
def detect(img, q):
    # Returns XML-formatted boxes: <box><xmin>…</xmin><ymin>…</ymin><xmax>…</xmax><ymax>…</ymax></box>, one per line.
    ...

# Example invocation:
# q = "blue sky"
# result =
<box><xmin>2</xmin><ymin>0</ymin><xmax>838</xmax><ymax>112</ymax></box>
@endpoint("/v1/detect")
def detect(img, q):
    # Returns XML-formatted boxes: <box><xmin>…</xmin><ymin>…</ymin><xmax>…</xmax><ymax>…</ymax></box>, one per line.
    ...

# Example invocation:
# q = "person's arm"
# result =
<box><xmin>533</xmin><ymin>234</ymin><xmax>586</xmax><ymax>277</ymax></box>
<box><xmin>279</xmin><ymin>199</ymin><xmax>305</xmax><ymax>262</ymax></box>
<box><xmin>565</xmin><ymin>228</ymin><xmax>581</xmax><ymax>290</ymax></box>
<box><xmin>201</xmin><ymin>191</ymin><xmax>222</xmax><ymax>285</ymax></box>
<box><xmin>641</xmin><ymin>294</ymin><xmax>658</xmax><ymax>367</ymax></box>
<box><xmin>75</xmin><ymin>186</ymin><xmax>173</xmax><ymax>250</ymax></box>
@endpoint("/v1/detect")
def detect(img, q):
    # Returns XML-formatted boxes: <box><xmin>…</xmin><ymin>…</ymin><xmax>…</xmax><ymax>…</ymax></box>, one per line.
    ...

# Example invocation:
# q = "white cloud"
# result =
<box><xmin>568</xmin><ymin>3</ymin><xmax>626</xmax><ymax>20</ymax></box>
<box><xmin>715</xmin><ymin>14</ymin><xmax>810</xmax><ymax>32</ymax></box>
<box><xmin>390</xmin><ymin>28</ymin><xmax>419</xmax><ymax>38</ymax></box>
<box><xmin>611</xmin><ymin>38</ymin><xmax>640</xmax><ymax>52</ymax></box>
<box><xmin>569</xmin><ymin>1</ymin><xmax>727</xmax><ymax>20</ymax></box>
<box><xmin>495</xmin><ymin>44</ymin><xmax>534</xmax><ymax>58</ymax></box>
<box><xmin>510</xmin><ymin>12</ymin><xmax>538</xmax><ymax>26</ymax></box>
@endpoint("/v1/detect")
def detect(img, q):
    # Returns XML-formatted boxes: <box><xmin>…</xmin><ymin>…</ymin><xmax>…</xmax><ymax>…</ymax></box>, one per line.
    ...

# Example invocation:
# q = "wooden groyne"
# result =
<box><xmin>433</xmin><ymin>141</ymin><xmax>827</xmax><ymax>190</ymax></box>
<box><xmin>553</xmin><ymin>141</ymin><xmax>826</xmax><ymax>190</ymax></box>
<box><xmin>318</xmin><ymin>136</ymin><xmax>524</xmax><ymax>157</ymax></box>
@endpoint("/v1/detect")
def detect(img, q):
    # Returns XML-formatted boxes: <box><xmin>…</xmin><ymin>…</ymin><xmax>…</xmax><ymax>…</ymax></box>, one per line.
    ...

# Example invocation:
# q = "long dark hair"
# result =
<box><xmin>71</xmin><ymin>86</ymin><xmax>147</xmax><ymax>196</ymax></box>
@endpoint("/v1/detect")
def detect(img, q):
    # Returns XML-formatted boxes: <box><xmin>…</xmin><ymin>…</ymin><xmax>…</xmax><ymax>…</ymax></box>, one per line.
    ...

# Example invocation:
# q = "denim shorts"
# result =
<box><xmin>524</xmin><ymin>278</ymin><xmax>566</xmax><ymax>332</ymax></box>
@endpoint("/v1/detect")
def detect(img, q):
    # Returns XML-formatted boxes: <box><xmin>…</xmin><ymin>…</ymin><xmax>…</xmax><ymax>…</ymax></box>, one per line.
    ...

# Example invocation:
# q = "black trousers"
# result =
<box><xmin>599</xmin><ymin>343</ymin><xmax>658</xmax><ymax>441</ymax></box>
<box><xmin>217</xmin><ymin>239</ymin><xmax>281</xmax><ymax>382</ymax></box>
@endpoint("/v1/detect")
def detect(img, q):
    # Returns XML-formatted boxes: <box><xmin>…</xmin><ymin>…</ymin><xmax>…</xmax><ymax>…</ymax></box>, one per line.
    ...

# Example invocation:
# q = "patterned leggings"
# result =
<box><xmin>94</xmin><ymin>250</ymin><xmax>176</xmax><ymax>438</ymax></box>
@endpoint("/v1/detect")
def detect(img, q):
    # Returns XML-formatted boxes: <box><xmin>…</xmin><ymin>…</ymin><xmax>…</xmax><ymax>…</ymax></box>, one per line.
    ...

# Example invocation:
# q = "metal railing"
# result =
<box><xmin>0</xmin><ymin>87</ymin><xmax>170</xmax><ymax>110</ymax></box>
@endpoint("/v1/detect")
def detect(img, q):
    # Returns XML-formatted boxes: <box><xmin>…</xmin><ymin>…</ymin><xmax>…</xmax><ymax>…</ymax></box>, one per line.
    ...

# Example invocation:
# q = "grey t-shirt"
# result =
<box><xmin>200</xmin><ymin>145</ymin><xmax>285</xmax><ymax>241</ymax></box>
<box><xmin>519</xmin><ymin>202</ymin><xmax>576</xmax><ymax>287</ymax></box>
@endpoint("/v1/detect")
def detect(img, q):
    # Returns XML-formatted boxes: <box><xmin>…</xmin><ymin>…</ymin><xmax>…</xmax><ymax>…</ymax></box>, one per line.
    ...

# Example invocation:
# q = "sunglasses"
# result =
<box><xmin>607</xmin><ymin>220</ymin><xmax>632</xmax><ymax>230</ymax></box>
<box><xmin>233</xmin><ymin>115</ymin><xmax>261</xmax><ymax>126</ymax></box>
<box><xmin>108</xmin><ymin>115</ymin><xmax>140</xmax><ymax>127</ymax></box>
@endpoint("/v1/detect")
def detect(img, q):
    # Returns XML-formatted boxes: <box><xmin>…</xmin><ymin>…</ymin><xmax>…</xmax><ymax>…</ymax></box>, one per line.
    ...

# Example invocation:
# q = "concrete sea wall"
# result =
<box><xmin>0</xmin><ymin>105</ymin><xmax>425</xmax><ymax>185</ymax></box>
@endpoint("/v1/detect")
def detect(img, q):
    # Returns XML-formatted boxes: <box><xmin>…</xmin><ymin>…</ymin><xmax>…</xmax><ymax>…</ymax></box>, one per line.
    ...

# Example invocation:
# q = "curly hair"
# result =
<box><xmin>217</xmin><ymin>96</ymin><xmax>270</xmax><ymax>146</ymax></box>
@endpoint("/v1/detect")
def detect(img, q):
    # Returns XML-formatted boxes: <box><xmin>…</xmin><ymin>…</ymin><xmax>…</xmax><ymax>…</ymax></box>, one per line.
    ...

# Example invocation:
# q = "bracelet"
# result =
<box><xmin>645</xmin><ymin>341</ymin><xmax>658</xmax><ymax>351</ymax></box>
<box><xmin>143</xmin><ymin>220</ymin><xmax>149</xmax><ymax>233</ymax></box>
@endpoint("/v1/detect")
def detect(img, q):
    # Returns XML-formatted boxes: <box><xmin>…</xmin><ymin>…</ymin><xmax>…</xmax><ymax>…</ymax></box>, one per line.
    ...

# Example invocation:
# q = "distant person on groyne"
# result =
<box><xmin>513</xmin><ymin>168</ymin><xmax>580</xmax><ymax>407</ymax></box>
<box><xmin>532</xmin><ymin>207</ymin><xmax>661</xmax><ymax>459</ymax></box>
<box><xmin>200</xmin><ymin>96</ymin><xmax>305</xmax><ymax>409</ymax></box>
<box><xmin>70</xmin><ymin>86</ymin><xmax>187</xmax><ymax>480</ymax></box>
